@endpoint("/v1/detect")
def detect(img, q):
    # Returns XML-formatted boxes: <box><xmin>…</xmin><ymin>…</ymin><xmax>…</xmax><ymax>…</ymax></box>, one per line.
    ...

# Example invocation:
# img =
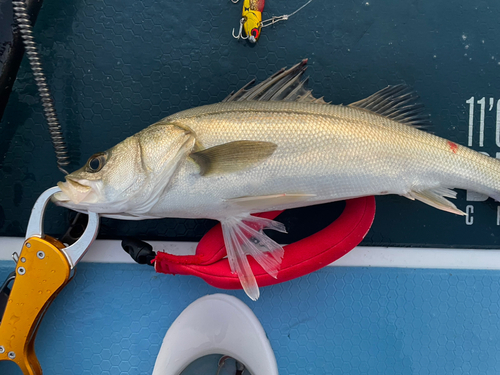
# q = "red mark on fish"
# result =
<box><xmin>447</xmin><ymin>141</ymin><xmax>458</xmax><ymax>154</ymax></box>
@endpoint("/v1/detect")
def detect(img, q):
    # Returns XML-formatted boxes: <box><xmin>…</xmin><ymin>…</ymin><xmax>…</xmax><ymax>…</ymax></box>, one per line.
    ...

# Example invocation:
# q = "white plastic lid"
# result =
<box><xmin>152</xmin><ymin>294</ymin><xmax>279</xmax><ymax>375</ymax></box>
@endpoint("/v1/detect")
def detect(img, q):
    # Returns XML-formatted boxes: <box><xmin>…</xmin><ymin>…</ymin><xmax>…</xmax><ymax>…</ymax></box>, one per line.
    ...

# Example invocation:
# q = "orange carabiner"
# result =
<box><xmin>0</xmin><ymin>237</ymin><xmax>70</xmax><ymax>375</ymax></box>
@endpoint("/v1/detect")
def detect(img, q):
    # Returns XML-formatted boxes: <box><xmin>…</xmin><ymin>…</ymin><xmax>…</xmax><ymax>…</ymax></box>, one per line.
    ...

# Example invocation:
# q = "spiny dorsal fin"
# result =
<box><xmin>222</xmin><ymin>59</ymin><xmax>328</xmax><ymax>104</ymax></box>
<box><xmin>349</xmin><ymin>85</ymin><xmax>431</xmax><ymax>128</ymax></box>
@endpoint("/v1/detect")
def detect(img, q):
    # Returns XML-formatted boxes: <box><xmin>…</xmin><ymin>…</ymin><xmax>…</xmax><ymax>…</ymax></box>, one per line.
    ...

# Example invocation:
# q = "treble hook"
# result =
<box><xmin>232</xmin><ymin>17</ymin><xmax>249</xmax><ymax>40</ymax></box>
<box><xmin>231</xmin><ymin>0</ymin><xmax>240</xmax><ymax>3</ymax></box>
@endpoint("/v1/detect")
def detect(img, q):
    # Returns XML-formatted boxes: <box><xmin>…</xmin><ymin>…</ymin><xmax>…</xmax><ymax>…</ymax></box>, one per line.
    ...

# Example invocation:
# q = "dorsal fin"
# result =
<box><xmin>348</xmin><ymin>85</ymin><xmax>431</xmax><ymax>128</ymax></box>
<box><xmin>222</xmin><ymin>59</ymin><xmax>328</xmax><ymax>104</ymax></box>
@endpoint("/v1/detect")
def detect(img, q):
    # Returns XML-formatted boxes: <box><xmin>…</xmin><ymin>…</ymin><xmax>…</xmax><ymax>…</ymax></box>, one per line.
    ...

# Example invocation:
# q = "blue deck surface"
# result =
<box><xmin>1</xmin><ymin>262</ymin><xmax>499</xmax><ymax>374</ymax></box>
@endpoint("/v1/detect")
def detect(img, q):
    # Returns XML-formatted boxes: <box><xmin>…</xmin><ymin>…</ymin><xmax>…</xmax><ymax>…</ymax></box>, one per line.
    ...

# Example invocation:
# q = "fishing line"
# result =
<box><xmin>12</xmin><ymin>0</ymin><xmax>70</xmax><ymax>175</ymax></box>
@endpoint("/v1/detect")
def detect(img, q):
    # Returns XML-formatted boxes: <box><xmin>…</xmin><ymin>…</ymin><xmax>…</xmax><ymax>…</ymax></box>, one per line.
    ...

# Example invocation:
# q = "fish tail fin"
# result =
<box><xmin>221</xmin><ymin>215</ymin><xmax>287</xmax><ymax>301</ymax></box>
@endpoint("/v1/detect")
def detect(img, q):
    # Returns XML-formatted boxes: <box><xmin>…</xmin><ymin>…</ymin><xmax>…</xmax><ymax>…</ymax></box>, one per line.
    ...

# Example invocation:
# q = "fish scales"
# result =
<box><xmin>147</xmin><ymin>101</ymin><xmax>500</xmax><ymax>219</ymax></box>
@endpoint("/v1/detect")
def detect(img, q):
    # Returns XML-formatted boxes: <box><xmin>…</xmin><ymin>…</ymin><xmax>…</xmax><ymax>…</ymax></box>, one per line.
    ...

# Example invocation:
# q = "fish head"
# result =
<box><xmin>243</xmin><ymin>11</ymin><xmax>262</xmax><ymax>43</ymax></box>
<box><xmin>52</xmin><ymin>123</ymin><xmax>196</xmax><ymax>216</ymax></box>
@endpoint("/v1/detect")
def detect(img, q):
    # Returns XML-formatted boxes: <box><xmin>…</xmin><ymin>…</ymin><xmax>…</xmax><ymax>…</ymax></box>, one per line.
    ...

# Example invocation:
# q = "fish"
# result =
<box><xmin>52</xmin><ymin>59</ymin><xmax>500</xmax><ymax>300</ymax></box>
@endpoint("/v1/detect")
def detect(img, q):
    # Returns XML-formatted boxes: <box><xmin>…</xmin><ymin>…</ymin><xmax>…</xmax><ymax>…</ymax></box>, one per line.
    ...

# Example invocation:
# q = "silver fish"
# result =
<box><xmin>52</xmin><ymin>60</ymin><xmax>500</xmax><ymax>300</ymax></box>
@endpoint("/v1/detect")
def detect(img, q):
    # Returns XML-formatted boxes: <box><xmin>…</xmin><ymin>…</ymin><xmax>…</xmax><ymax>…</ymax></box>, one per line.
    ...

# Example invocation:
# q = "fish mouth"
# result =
<box><xmin>54</xmin><ymin>178</ymin><xmax>93</xmax><ymax>205</ymax></box>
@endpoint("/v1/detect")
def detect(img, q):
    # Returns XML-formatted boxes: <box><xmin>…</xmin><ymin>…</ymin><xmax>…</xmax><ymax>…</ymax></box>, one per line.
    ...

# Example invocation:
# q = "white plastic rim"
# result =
<box><xmin>3</xmin><ymin>238</ymin><xmax>500</xmax><ymax>270</ymax></box>
<box><xmin>152</xmin><ymin>294</ymin><xmax>279</xmax><ymax>375</ymax></box>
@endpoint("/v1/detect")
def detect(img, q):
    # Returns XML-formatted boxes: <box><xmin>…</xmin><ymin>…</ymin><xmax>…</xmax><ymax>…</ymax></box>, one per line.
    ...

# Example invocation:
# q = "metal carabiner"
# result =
<box><xmin>25</xmin><ymin>186</ymin><xmax>100</xmax><ymax>268</ymax></box>
<box><xmin>261</xmin><ymin>15</ymin><xmax>288</xmax><ymax>28</ymax></box>
<box><xmin>0</xmin><ymin>186</ymin><xmax>100</xmax><ymax>374</ymax></box>
<box><xmin>261</xmin><ymin>0</ymin><xmax>313</xmax><ymax>29</ymax></box>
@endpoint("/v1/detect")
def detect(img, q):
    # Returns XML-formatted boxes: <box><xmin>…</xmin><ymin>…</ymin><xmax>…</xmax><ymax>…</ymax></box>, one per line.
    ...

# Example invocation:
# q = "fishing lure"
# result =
<box><xmin>232</xmin><ymin>0</ymin><xmax>312</xmax><ymax>43</ymax></box>
<box><xmin>232</xmin><ymin>0</ymin><xmax>265</xmax><ymax>43</ymax></box>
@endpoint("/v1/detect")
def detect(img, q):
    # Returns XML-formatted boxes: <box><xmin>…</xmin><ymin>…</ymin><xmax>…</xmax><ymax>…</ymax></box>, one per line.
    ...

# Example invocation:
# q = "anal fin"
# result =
<box><xmin>406</xmin><ymin>187</ymin><xmax>465</xmax><ymax>215</ymax></box>
<box><xmin>221</xmin><ymin>215</ymin><xmax>287</xmax><ymax>301</ymax></box>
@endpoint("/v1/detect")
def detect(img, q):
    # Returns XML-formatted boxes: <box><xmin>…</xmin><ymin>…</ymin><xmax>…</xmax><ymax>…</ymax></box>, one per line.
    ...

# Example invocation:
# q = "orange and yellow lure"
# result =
<box><xmin>232</xmin><ymin>0</ymin><xmax>313</xmax><ymax>44</ymax></box>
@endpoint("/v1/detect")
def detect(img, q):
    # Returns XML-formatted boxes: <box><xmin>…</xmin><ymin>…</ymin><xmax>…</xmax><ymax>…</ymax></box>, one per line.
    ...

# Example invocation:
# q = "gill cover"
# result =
<box><xmin>54</xmin><ymin>123</ymin><xmax>196</xmax><ymax>217</ymax></box>
<box><xmin>122</xmin><ymin>124</ymin><xmax>197</xmax><ymax>217</ymax></box>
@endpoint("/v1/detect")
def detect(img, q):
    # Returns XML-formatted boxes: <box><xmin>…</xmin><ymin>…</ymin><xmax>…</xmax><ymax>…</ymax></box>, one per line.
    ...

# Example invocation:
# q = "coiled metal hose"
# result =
<box><xmin>12</xmin><ymin>0</ymin><xmax>70</xmax><ymax>174</ymax></box>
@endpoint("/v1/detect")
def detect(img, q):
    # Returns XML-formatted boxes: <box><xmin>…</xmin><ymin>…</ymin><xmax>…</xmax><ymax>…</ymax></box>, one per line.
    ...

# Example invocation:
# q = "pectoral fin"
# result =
<box><xmin>406</xmin><ymin>187</ymin><xmax>465</xmax><ymax>215</ymax></box>
<box><xmin>190</xmin><ymin>141</ymin><xmax>277</xmax><ymax>176</ymax></box>
<box><xmin>227</xmin><ymin>193</ymin><xmax>316</xmax><ymax>210</ymax></box>
<box><xmin>221</xmin><ymin>215</ymin><xmax>287</xmax><ymax>301</ymax></box>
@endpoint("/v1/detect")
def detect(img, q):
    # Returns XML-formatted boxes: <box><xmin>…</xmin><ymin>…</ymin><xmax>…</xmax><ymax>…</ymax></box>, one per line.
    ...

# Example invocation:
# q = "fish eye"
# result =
<box><xmin>86</xmin><ymin>152</ymin><xmax>107</xmax><ymax>173</ymax></box>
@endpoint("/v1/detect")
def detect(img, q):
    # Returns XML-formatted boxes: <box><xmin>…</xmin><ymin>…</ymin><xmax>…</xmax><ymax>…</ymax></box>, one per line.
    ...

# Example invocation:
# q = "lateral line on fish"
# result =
<box><xmin>169</xmin><ymin>106</ymin><xmax>496</xmax><ymax>174</ymax></box>
<box><xmin>371</xmin><ymin>129</ymin><xmax>500</xmax><ymax>175</ymax></box>
<box><xmin>169</xmin><ymin>106</ymin><xmax>453</xmax><ymax>153</ymax></box>
<box><xmin>359</xmin><ymin>124</ymin><xmax>500</xmax><ymax>175</ymax></box>
<box><xmin>167</xmin><ymin>104</ymin><xmax>427</xmax><ymax>138</ymax></box>
<box><xmin>352</xmin><ymin>106</ymin><xmax>430</xmax><ymax>129</ymax></box>
<box><xmin>166</xmin><ymin>107</ymin><xmax>348</xmax><ymax>122</ymax></box>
